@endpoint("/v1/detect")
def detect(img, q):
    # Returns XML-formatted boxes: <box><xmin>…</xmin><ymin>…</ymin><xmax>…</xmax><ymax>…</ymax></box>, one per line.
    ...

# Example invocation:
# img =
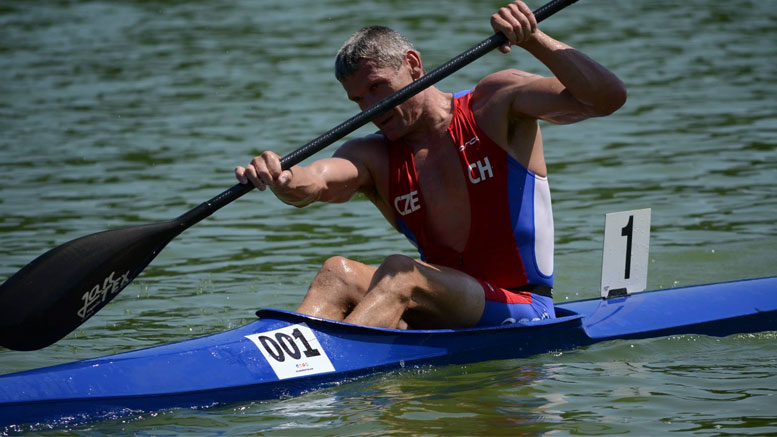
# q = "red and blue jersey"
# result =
<box><xmin>388</xmin><ymin>90</ymin><xmax>554</xmax><ymax>289</ymax></box>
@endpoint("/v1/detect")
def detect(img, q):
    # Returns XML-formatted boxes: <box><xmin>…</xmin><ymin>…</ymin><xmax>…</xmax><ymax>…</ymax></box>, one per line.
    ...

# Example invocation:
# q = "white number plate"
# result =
<box><xmin>245</xmin><ymin>323</ymin><xmax>335</xmax><ymax>380</ymax></box>
<box><xmin>600</xmin><ymin>208</ymin><xmax>651</xmax><ymax>298</ymax></box>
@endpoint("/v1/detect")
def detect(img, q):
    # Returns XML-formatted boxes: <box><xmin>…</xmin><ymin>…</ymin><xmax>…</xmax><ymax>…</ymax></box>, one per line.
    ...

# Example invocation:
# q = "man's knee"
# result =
<box><xmin>371</xmin><ymin>254</ymin><xmax>419</xmax><ymax>301</ymax></box>
<box><xmin>312</xmin><ymin>256</ymin><xmax>356</xmax><ymax>287</ymax></box>
<box><xmin>308</xmin><ymin>256</ymin><xmax>374</xmax><ymax>304</ymax></box>
<box><xmin>377</xmin><ymin>254</ymin><xmax>418</xmax><ymax>275</ymax></box>
<box><xmin>301</xmin><ymin>256</ymin><xmax>365</xmax><ymax>316</ymax></box>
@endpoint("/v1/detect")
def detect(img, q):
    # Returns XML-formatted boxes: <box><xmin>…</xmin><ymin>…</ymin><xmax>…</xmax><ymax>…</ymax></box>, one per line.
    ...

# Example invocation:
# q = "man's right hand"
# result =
<box><xmin>235</xmin><ymin>151</ymin><xmax>293</xmax><ymax>193</ymax></box>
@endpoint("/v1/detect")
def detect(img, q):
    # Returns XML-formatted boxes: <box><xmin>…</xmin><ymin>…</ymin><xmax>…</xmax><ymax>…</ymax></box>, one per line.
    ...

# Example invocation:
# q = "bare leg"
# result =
<box><xmin>296</xmin><ymin>256</ymin><xmax>376</xmax><ymax>321</ymax></box>
<box><xmin>343</xmin><ymin>254</ymin><xmax>485</xmax><ymax>330</ymax></box>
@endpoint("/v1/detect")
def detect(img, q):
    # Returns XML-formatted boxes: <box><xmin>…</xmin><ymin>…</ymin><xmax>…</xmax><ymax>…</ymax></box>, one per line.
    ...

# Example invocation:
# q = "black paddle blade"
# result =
<box><xmin>0</xmin><ymin>221</ymin><xmax>183</xmax><ymax>351</ymax></box>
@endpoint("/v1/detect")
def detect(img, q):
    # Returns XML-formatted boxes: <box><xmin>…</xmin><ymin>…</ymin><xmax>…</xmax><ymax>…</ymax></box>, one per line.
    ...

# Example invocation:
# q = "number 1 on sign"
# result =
<box><xmin>600</xmin><ymin>208</ymin><xmax>651</xmax><ymax>298</ymax></box>
<box><xmin>621</xmin><ymin>215</ymin><xmax>634</xmax><ymax>280</ymax></box>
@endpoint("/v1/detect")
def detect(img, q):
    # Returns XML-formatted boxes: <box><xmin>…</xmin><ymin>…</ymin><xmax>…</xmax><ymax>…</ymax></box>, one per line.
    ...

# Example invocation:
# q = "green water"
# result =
<box><xmin>1</xmin><ymin>0</ymin><xmax>776</xmax><ymax>434</ymax></box>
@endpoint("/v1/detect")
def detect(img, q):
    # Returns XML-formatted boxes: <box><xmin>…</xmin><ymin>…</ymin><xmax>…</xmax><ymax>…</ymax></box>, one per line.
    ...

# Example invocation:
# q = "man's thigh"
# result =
<box><xmin>400</xmin><ymin>259</ymin><xmax>485</xmax><ymax>329</ymax></box>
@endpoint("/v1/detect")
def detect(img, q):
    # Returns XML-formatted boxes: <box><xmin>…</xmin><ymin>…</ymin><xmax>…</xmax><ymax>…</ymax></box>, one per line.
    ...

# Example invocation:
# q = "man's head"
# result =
<box><xmin>335</xmin><ymin>26</ymin><xmax>419</xmax><ymax>82</ymax></box>
<box><xmin>336</xmin><ymin>26</ymin><xmax>427</xmax><ymax>141</ymax></box>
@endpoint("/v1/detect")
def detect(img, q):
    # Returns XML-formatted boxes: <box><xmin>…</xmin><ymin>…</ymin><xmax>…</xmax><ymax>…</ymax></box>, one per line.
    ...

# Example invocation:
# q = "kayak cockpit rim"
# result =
<box><xmin>253</xmin><ymin>307</ymin><xmax>583</xmax><ymax>334</ymax></box>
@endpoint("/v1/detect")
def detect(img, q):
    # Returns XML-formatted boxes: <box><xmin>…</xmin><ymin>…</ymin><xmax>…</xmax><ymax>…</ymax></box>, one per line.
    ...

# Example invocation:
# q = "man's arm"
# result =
<box><xmin>488</xmin><ymin>1</ymin><xmax>627</xmax><ymax>124</ymax></box>
<box><xmin>235</xmin><ymin>137</ymin><xmax>378</xmax><ymax>207</ymax></box>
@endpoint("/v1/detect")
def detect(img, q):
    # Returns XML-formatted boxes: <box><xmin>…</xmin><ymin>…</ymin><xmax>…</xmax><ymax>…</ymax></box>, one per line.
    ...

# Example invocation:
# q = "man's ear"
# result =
<box><xmin>405</xmin><ymin>50</ymin><xmax>424</xmax><ymax>79</ymax></box>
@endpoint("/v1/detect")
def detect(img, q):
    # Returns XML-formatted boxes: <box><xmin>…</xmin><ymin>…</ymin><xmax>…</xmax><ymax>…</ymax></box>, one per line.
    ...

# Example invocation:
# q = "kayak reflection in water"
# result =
<box><xmin>235</xmin><ymin>1</ymin><xmax>626</xmax><ymax>330</ymax></box>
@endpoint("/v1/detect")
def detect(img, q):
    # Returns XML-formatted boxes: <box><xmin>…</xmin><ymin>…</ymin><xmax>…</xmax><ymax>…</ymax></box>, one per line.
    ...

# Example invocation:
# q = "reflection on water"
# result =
<box><xmin>1</xmin><ymin>0</ymin><xmax>776</xmax><ymax>434</ymax></box>
<box><xmin>225</xmin><ymin>362</ymin><xmax>560</xmax><ymax>435</ymax></box>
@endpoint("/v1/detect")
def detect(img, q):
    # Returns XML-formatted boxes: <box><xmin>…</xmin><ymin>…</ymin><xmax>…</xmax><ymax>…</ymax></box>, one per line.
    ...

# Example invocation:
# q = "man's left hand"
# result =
<box><xmin>491</xmin><ymin>1</ymin><xmax>538</xmax><ymax>53</ymax></box>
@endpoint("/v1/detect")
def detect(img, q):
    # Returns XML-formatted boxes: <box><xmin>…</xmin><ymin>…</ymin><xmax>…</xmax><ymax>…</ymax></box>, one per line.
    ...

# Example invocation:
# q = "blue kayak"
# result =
<box><xmin>2</xmin><ymin>276</ymin><xmax>776</xmax><ymax>429</ymax></box>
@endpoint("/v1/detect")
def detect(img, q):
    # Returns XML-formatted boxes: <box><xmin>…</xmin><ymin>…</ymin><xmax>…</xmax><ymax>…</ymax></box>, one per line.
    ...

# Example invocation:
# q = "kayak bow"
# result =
<box><xmin>1</xmin><ymin>276</ymin><xmax>776</xmax><ymax>429</ymax></box>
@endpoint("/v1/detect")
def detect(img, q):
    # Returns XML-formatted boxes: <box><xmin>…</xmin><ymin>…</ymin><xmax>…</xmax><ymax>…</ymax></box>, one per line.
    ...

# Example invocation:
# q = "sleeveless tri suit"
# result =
<box><xmin>388</xmin><ymin>90</ymin><xmax>555</xmax><ymax>326</ymax></box>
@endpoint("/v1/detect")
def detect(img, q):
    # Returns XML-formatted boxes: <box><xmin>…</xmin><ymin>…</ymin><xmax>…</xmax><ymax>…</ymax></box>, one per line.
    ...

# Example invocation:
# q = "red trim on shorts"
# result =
<box><xmin>478</xmin><ymin>280</ymin><xmax>533</xmax><ymax>304</ymax></box>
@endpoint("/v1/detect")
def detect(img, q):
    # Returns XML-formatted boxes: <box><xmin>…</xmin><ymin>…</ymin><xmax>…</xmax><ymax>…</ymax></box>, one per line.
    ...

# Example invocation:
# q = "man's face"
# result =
<box><xmin>340</xmin><ymin>58</ymin><xmax>418</xmax><ymax>141</ymax></box>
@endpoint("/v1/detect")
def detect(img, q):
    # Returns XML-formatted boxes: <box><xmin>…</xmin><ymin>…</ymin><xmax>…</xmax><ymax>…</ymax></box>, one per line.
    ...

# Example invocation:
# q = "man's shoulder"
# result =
<box><xmin>333</xmin><ymin>133</ymin><xmax>391</xmax><ymax>171</ymax></box>
<box><xmin>470</xmin><ymin>69</ymin><xmax>546</xmax><ymax>116</ymax></box>
<box><xmin>474</xmin><ymin>69</ymin><xmax>543</xmax><ymax>96</ymax></box>
<box><xmin>332</xmin><ymin>132</ymin><xmax>392</xmax><ymax>204</ymax></box>
<box><xmin>335</xmin><ymin>132</ymin><xmax>389</xmax><ymax>156</ymax></box>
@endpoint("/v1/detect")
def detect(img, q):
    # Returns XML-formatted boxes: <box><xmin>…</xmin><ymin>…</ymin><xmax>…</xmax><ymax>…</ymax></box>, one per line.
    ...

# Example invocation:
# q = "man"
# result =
<box><xmin>236</xmin><ymin>1</ymin><xmax>626</xmax><ymax>330</ymax></box>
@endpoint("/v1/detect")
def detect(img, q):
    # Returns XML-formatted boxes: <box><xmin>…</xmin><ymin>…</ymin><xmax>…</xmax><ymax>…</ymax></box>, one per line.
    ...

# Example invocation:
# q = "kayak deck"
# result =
<box><xmin>565</xmin><ymin>276</ymin><xmax>777</xmax><ymax>340</ymax></box>
<box><xmin>1</xmin><ymin>276</ymin><xmax>776</xmax><ymax>429</ymax></box>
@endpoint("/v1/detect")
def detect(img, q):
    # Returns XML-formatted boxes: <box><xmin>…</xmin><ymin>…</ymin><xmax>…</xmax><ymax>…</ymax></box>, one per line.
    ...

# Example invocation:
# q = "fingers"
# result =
<box><xmin>235</xmin><ymin>165</ymin><xmax>249</xmax><ymax>185</ymax></box>
<box><xmin>235</xmin><ymin>151</ymin><xmax>289</xmax><ymax>192</ymax></box>
<box><xmin>491</xmin><ymin>1</ymin><xmax>537</xmax><ymax>51</ymax></box>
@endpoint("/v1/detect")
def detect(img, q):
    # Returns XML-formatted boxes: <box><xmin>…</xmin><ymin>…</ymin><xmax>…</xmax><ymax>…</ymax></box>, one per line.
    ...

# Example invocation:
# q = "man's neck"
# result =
<box><xmin>401</xmin><ymin>87</ymin><xmax>454</xmax><ymax>149</ymax></box>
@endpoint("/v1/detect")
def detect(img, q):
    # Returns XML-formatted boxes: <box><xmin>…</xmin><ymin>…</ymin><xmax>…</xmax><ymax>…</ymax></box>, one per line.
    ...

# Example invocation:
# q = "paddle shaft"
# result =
<box><xmin>177</xmin><ymin>0</ymin><xmax>578</xmax><ymax>229</ymax></box>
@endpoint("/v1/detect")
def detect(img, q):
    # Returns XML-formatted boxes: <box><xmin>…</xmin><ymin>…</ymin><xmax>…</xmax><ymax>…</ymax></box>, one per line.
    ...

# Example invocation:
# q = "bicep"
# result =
<box><xmin>306</xmin><ymin>139</ymin><xmax>380</xmax><ymax>204</ymax></box>
<box><xmin>509</xmin><ymin>76</ymin><xmax>596</xmax><ymax>125</ymax></box>
<box><xmin>477</xmin><ymin>71</ymin><xmax>595</xmax><ymax>125</ymax></box>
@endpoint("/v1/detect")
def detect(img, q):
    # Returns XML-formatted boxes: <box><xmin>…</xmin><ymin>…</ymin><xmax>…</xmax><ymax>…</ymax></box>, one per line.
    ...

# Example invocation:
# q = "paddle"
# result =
<box><xmin>0</xmin><ymin>0</ymin><xmax>578</xmax><ymax>351</ymax></box>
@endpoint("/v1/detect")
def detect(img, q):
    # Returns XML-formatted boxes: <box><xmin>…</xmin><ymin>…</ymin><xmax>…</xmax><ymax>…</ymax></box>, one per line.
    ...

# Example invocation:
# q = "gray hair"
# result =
<box><xmin>335</xmin><ymin>26</ymin><xmax>418</xmax><ymax>81</ymax></box>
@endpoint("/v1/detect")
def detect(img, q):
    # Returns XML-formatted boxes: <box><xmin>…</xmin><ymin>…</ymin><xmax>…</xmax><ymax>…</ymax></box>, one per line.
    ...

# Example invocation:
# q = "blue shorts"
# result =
<box><xmin>476</xmin><ymin>280</ymin><xmax>555</xmax><ymax>327</ymax></box>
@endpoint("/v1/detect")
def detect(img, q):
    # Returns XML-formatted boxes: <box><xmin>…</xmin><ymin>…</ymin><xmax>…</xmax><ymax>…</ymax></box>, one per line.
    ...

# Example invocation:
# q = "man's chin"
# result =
<box><xmin>377</xmin><ymin>127</ymin><xmax>402</xmax><ymax>142</ymax></box>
